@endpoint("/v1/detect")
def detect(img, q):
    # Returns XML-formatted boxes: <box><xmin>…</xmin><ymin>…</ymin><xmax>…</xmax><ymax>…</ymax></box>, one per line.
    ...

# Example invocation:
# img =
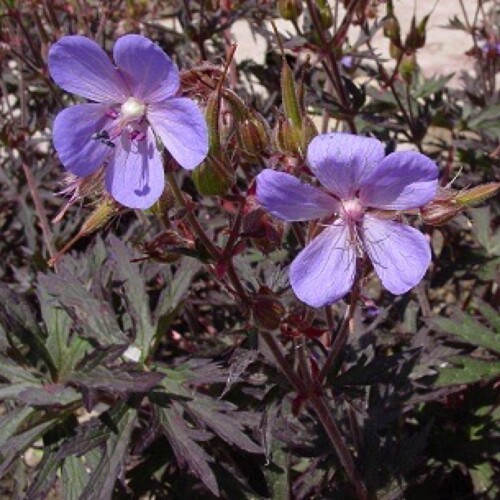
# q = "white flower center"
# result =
<box><xmin>120</xmin><ymin>97</ymin><xmax>146</xmax><ymax>122</ymax></box>
<box><xmin>341</xmin><ymin>198</ymin><xmax>364</xmax><ymax>222</ymax></box>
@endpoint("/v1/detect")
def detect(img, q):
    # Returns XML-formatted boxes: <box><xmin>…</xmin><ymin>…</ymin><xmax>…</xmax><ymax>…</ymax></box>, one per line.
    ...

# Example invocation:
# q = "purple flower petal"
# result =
<box><xmin>307</xmin><ymin>133</ymin><xmax>385</xmax><ymax>199</ymax></box>
<box><xmin>105</xmin><ymin>129</ymin><xmax>164</xmax><ymax>209</ymax></box>
<box><xmin>48</xmin><ymin>36</ymin><xmax>128</xmax><ymax>103</ymax></box>
<box><xmin>360</xmin><ymin>151</ymin><xmax>438</xmax><ymax>210</ymax></box>
<box><xmin>147</xmin><ymin>98</ymin><xmax>208</xmax><ymax>170</ymax></box>
<box><xmin>361</xmin><ymin>215</ymin><xmax>431</xmax><ymax>295</ymax></box>
<box><xmin>256</xmin><ymin>170</ymin><xmax>338</xmax><ymax>221</ymax></box>
<box><xmin>113</xmin><ymin>34</ymin><xmax>179</xmax><ymax>103</ymax></box>
<box><xmin>290</xmin><ymin>222</ymin><xmax>357</xmax><ymax>307</ymax></box>
<box><xmin>53</xmin><ymin>103</ymin><xmax>112</xmax><ymax>177</ymax></box>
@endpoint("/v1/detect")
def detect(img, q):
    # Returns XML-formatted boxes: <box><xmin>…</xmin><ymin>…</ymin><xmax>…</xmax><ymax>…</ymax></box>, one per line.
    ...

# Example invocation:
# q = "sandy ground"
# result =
<box><xmin>231</xmin><ymin>0</ymin><xmax>479</xmax><ymax>88</ymax></box>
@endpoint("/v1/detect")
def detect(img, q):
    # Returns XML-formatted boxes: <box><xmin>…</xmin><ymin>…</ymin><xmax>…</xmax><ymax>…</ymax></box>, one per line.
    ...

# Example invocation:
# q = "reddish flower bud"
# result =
<box><xmin>405</xmin><ymin>14</ymin><xmax>429</xmax><ymax>50</ymax></box>
<box><xmin>139</xmin><ymin>230</ymin><xmax>193</xmax><ymax>263</ymax></box>
<box><xmin>421</xmin><ymin>183</ymin><xmax>500</xmax><ymax>226</ymax></box>
<box><xmin>242</xmin><ymin>205</ymin><xmax>284</xmax><ymax>254</ymax></box>
<box><xmin>237</xmin><ymin>112</ymin><xmax>270</xmax><ymax>157</ymax></box>
<box><xmin>252</xmin><ymin>286</ymin><xmax>286</xmax><ymax>330</ymax></box>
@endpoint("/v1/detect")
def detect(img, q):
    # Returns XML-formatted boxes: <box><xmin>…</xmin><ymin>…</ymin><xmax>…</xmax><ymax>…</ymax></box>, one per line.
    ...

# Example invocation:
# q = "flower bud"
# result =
<box><xmin>420</xmin><ymin>184</ymin><xmax>500</xmax><ymax>226</ymax></box>
<box><xmin>153</xmin><ymin>185</ymin><xmax>176</xmax><ymax>226</ymax></box>
<box><xmin>455</xmin><ymin>183</ymin><xmax>500</xmax><ymax>207</ymax></box>
<box><xmin>192</xmin><ymin>154</ymin><xmax>234</xmax><ymax>196</ymax></box>
<box><xmin>205</xmin><ymin>92</ymin><xmax>222</xmax><ymax>154</ymax></box>
<box><xmin>242</xmin><ymin>205</ymin><xmax>284</xmax><ymax>254</ymax></box>
<box><xmin>316</xmin><ymin>0</ymin><xmax>333</xmax><ymax>30</ymax></box>
<box><xmin>416</xmin><ymin>15</ymin><xmax>429</xmax><ymax>48</ymax></box>
<box><xmin>272</xmin><ymin>116</ymin><xmax>302</xmax><ymax>155</ymax></box>
<box><xmin>300</xmin><ymin>115</ymin><xmax>318</xmax><ymax>150</ymax></box>
<box><xmin>278</xmin><ymin>0</ymin><xmax>303</xmax><ymax>21</ymax></box>
<box><xmin>140</xmin><ymin>230</ymin><xmax>193</xmax><ymax>263</ymax></box>
<box><xmin>237</xmin><ymin>111</ymin><xmax>270</xmax><ymax>157</ymax></box>
<box><xmin>420</xmin><ymin>199</ymin><xmax>460</xmax><ymax>226</ymax></box>
<box><xmin>389</xmin><ymin>39</ymin><xmax>403</xmax><ymax>60</ymax></box>
<box><xmin>405</xmin><ymin>14</ymin><xmax>429</xmax><ymax>50</ymax></box>
<box><xmin>49</xmin><ymin>197</ymin><xmax>122</xmax><ymax>267</ymax></box>
<box><xmin>399</xmin><ymin>51</ymin><xmax>417</xmax><ymax>84</ymax></box>
<box><xmin>79</xmin><ymin>197</ymin><xmax>120</xmax><ymax>235</ymax></box>
<box><xmin>252</xmin><ymin>287</ymin><xmax>285</xmax><ymax>330</ymax></box>
<box><xmin>383</xmin><ymin>15</ymin><xmax>401</xmax><ymax>42</ymax></box>
<box><xmin>281</xmin><ymin>60</ymin><xmax>302</xmax><ymax>130</ymax></box>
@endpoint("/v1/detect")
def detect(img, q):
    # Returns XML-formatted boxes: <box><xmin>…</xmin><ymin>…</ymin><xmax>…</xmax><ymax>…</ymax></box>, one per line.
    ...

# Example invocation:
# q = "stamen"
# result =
<box><xmin>106</xmin><ymin>108</ymin><xmax>119</xmax><ymax>119</ymax></box>
<box><xmin>130</xmin><ymin>130</ymin><xmax>146</xmax><ymax>142</ymax></box>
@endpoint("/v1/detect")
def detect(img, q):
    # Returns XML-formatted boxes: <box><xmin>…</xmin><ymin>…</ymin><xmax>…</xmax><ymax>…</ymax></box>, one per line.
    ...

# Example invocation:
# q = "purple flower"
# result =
<box><xmin>341</xmin><ymin>55</ymin><xmax>353</xmax><ymax>69</ymax></box>
<box><xmin>479</xmin><ymin>40</ymin><xmax>500</xmax><ymax>56</ymax></box>
<box><xmin>256</xmin><ymin>133</ymin><xmax>438</xmax><ymax>307</ymax></box>
<box><xmin>48</xmin><ymin>34</ymin><xmax>208</xmax><ymax>209</ymax></box>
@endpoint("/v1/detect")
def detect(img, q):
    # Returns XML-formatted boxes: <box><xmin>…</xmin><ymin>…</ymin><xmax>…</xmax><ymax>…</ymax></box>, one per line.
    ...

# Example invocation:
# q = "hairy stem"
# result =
<box><xmin>167</xmin><ymin>170</ymin><xmax>221</xmax><ymax>261</ymax></box>
<box><xmin>304</xmin><ymin>0</ymin><xmax>357</xmax><ymax>133</ymax></box>
<box><xmin>308</xmin><ymin>395</ymin><xmax>368</xmax><ymax>500</ymax></box>
<box><xmin>261</xmin><ymin>332</ymin><xmax>306</xmax><ymax>393</ymax></box>
<box><xmin>318</xmin><ymin>283</ymin><xmax>359</xmax><ymax>384</ymax></box>
<box><xmin>21</xmin><ymin>161</ymin><xmax>57</xmax><ymax>266</ymax></box>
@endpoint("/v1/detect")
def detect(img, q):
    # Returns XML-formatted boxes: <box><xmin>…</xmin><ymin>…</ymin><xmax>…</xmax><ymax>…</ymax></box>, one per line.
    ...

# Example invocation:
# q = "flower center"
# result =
<box><xmin>341</xmin><ymin>198</ymin><xmax>364</xmax><ymax>222</ymax></box>
<box><xmin>120</xmin><ymin>97</ymin><xmax>146</xmax><ymax>122</ymax></box>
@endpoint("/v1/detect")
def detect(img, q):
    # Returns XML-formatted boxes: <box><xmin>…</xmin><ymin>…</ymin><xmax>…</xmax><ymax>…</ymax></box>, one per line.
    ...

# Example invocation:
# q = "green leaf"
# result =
<box><xmin>0</xmin><ymin>418</ymin><xmax>58</xmax><ymax>476</ymax></box>
<box><xmin>17</xmin><ymin>384</ymin><xmax>81</xmax><ymax>407</ymax></box>
<box><xmin>0</xmin><ymin>406</ymin><xmax>35</xmax><ymax>448</ymax></box>
<box><xmin>473</xmin><ymin>298</ymin><xmax>500</xmax><ymax>332</ymax></box>
<box><xmin>40</xmin><ymin>271</ymin><xmax>128</xmax><ymax>347</ymax></box>
<box><xmin>0</xmin><ymin>382</ymin><xmax>40</xmax><ymax>400</ymax></box>
<box><xmin>469</xmin><ymin>461</ymin><xmax>499</xmax><ymax>498</ymax></box>
<box><xmin>38</xmin><ymin>283</ymin><xmax>89</xmax><ymax>378</ymax></box>
<box><xmin>108</xmin><ymin>235</ymin><xmax>154</xmax><ymax>358</ymax></box>
<box><xmin>0</xmin><ymin>284</ymin><xmax>55</xmax><ymax>374</ymax></box>
<box><xmin>58</xmin><ymin>404</ymin><xmax>129</xmax><ymax>460</ymax></box>
<box><xmin>25</xmin><ymin>446</ymin><xmax>62</xmax><ymax>500</ymax></box>
<box><xmin>264</xmin><ymin>430</ymin><xmax>290</xmax><ymax>500</ymax></box>
<box><xmin>186</xmin><ymin>398</ymin><xmax>261</xmax><ymax>454</ymax></box>
<box><xmin>67</xmin><ymin>365</ymin><xmax>164</xmax><ymax>396</ymax></box>
<box><xmin>467</xmin><ymin>104</ymin><xmax>500</xmax><ymax>139</ymax></box>
<box><xmin>62</xmin><ymin>455</ymin><xmax>89</xmax><ymax>500</ymax></box>
<box><xmin>430</xmin><ymin>311</ymin><xmax>500</xmax><ymax>355</ymax></box>
<box><xmin>436</xmin><ymin>356</ymin><xmax>500</xmax><ymax>386</ymax></box>
<box><xmin>413</xmin><ymin>74</ymin><xmax>453</xmax><ymax>99</ymax></box>
<box><xmin>159</xmin><ymin>403</ymin><xmax>219</xmax><ymax>497</ymax></box>
<box><xmin>79</xmin><ymin>407</ymin><xmax>137</xmax><ymax>500</ymax></box>
<box><xmin>0</xmin><ymin>356</ymin><xmax>41</xmax><ymax>384</ymax></box>
<box><xmin>469</xmin><ymin>207</ymin><xmax>500</xmax><ymax>257</ymax></box>
<box><xmin>153</xmin><ymin>258</ymin><xmax>201</xmax><ymax>347</ymax></box>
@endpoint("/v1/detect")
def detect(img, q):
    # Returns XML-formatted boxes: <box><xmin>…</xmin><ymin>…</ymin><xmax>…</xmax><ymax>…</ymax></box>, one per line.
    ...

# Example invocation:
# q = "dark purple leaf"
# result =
<box><xmin>158</xmin><ymin>403</ymin><xmax>219</xmax><ymax>497</ymax></box>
